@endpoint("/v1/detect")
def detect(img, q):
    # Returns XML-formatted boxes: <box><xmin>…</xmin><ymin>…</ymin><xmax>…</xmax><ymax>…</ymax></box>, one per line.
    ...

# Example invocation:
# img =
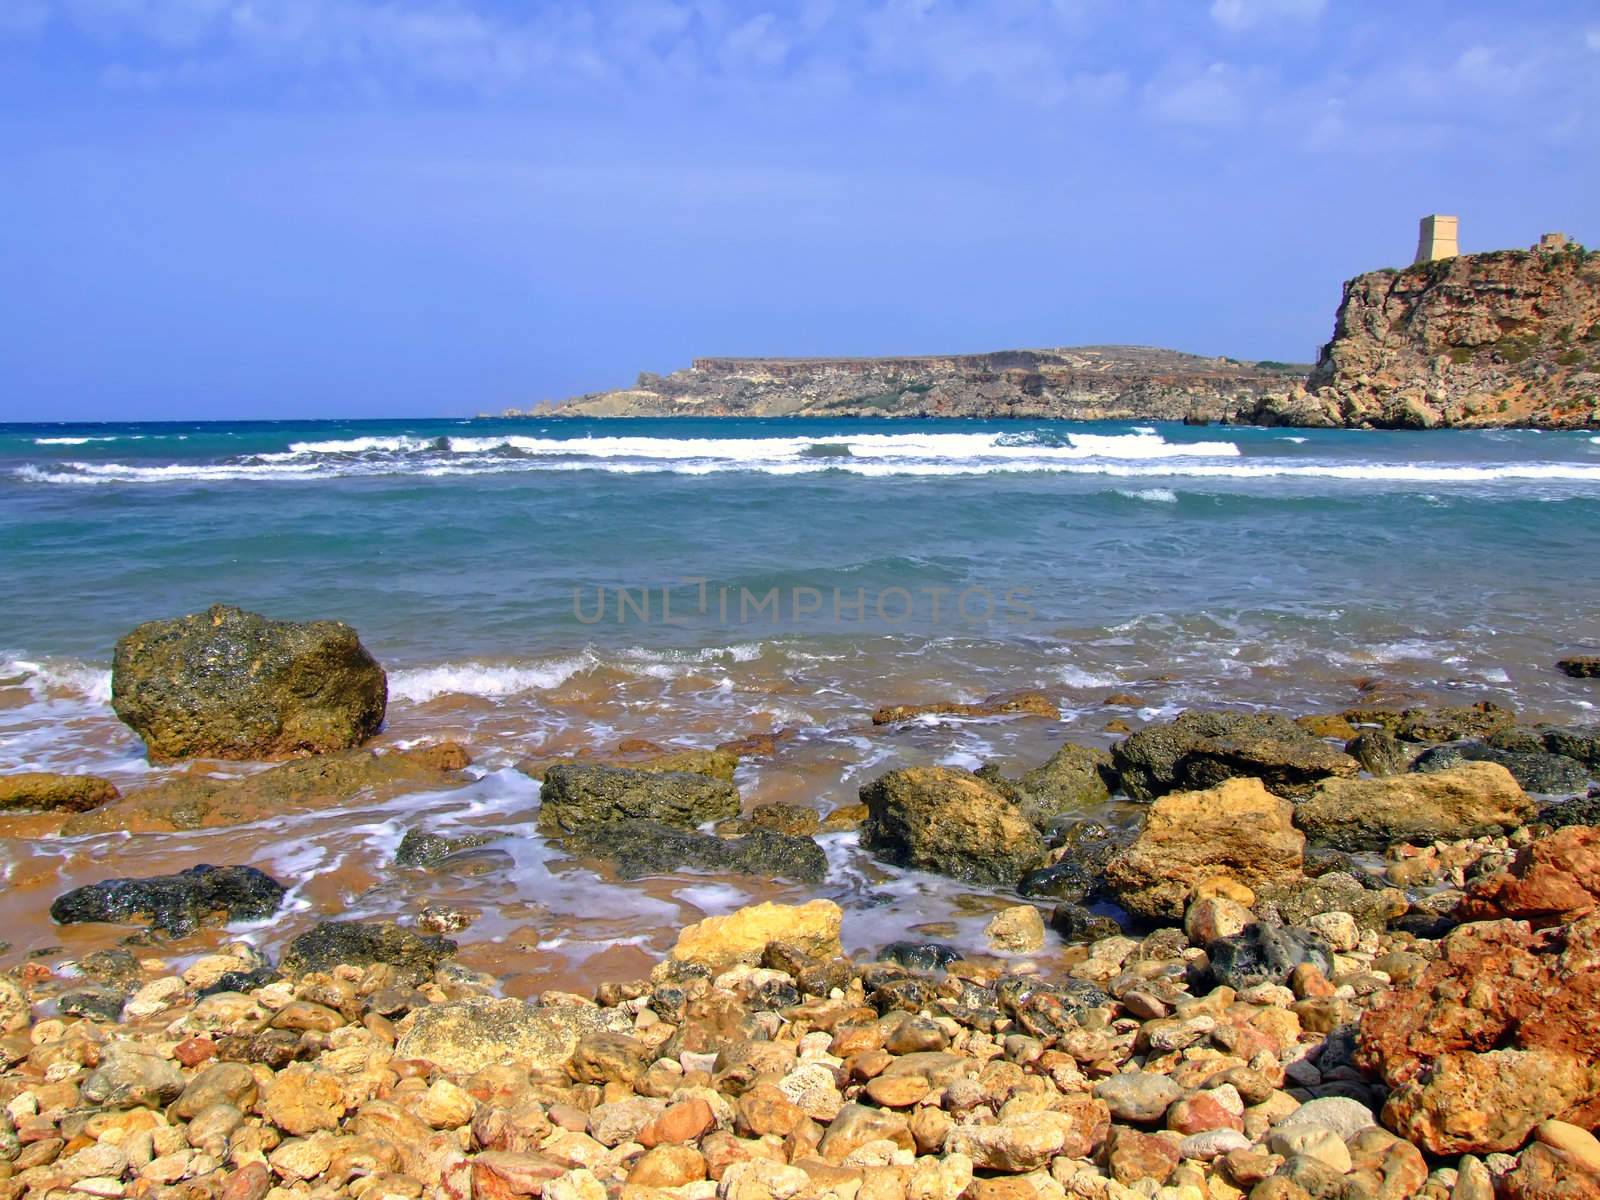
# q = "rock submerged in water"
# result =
<box><xmin>519</xmin><ymin>745</ymin><xmax>739</xmax><ymax>783</ymax></box>
<box><xmin>111</xmin><ymin>604</ymin><xmax>388</xmax><ymax>762</ymax></box>
<box><xmin>0</xmin><ymin>771</ymin><xmax>119</xmax><ymax>813</ymax></box>
<box><xmin>858</xmin><ymin>766</ymin><xmax>1044</xmax><ymax>886</ymax></box>
<box><xmin>58</xmin><ymin>743</ymin><xmax>471</xmax><ymax>836</ymax></box>
<box><xmin>50</xmin><ymin>864</ymin><xmax>286</xmax><ymax>937</ymax></box>
<box><xmin>1293</xmin><ymin>761</ymin><xmax>1536</xmax><ymax>851</ymax></box>
<box><xmin>537</xmin><ymin>763</ymin><xmax>739</xmax><ymax>835</ymax></box>
<box><xmin>1111</xmin><ymin>709</ymin><xmax>1358</xmax><ymax>803</ymax></box>
<box><xmin>1103</xmin><ymin>777</ymin><xmax>1306</xmax><ymax>920</ymax></box>
<box><xmin>870</xmin><ymin>689</ymin><xmax>1059</xmax><ymax>725</ymax></box>
<box><xmin>564</xmin><ymin>819</ymin><xmax>827</xmax><ymax>883</ymax></box>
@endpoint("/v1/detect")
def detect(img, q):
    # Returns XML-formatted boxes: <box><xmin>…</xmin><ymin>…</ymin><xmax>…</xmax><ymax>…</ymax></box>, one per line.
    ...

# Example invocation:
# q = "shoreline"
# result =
<box><xmin>0</xmin><ymin>688</ymin><xmax>1596</xmax><ymax>1196</ymax></box>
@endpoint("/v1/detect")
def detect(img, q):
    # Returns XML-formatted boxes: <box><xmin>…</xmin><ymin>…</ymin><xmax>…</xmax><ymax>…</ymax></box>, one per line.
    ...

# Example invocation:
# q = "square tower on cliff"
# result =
<box><xmin>1414</xmin><ymin>214</ymin><xmax>1460</xmax><ymax>264</ymax></box>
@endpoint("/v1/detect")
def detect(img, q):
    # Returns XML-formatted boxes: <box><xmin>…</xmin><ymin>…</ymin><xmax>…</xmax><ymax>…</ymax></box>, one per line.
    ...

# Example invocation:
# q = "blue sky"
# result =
<box><xmin>1</xmin><ymin>1</ymin><xmax>1596</xmax><ymax>420</ymax></box>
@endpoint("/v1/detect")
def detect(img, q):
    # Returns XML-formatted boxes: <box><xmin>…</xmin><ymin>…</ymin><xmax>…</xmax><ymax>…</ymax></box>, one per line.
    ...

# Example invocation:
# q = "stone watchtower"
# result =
<box><xmin>1414</xmin><ymin>214</ymin><xmax>1459</xmax><ymax>264</ymax></box>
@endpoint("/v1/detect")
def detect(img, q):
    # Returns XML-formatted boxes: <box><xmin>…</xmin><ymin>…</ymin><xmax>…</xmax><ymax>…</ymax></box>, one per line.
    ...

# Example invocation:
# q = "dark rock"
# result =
<box><xmin>537</xmin><ymin>764</ymin><xmax>739</xmax><ymax>835</ymax></box>
<box><xmin>110</xmin><ymin>604</ymin><xmax>387</xmax><ymax>762</ymax></box>
<box><xmin>395</xmin><ymin>827</ymin><xmax>497</xmax><ymax>868</ymax></box>
<box><xmin>563</xmin><ymin>820</ymin><xmax>826</xmax><ymax>883</ymax></box>
<box><xmin>1344</xmin><ymin>730</ymin><xmax>1410</xmax><ymax>777</ymax></box>
<box><xmin>57</xmin><ymin>988</ymin><xmax>127</xmax><ymax>1021</ymax></box>
<box><xmin>1207</xmin><ymin>923</ymin><xmax>1332</xmax><ymax>990</ymax></box>
<box><xmin>199</xmin><ymin>966</ymin><xmax>280</xmax><ymax>998</ymax></box>
<box><xmin>859</xmin><ymin>766</ymin><xmax>1045</xmax><ymax>886</ymax></box>
<box><xmin>1049</xmin><ymin>903</ymin><xmax>1124</xmax><ymax>943</ymax></box>
<box><xmin>1413</xmin><ymin>743</ymin><xmax>1588</xmax><ymax>795</ymax></box>
<box><xmin>1557</xmin><ymin>656</ymin><xmax>1600</xmax><ymax>678</ymax></box>
<box><xmin>1539</xmin><ymin>791</ymin><xmax>1600</xmax><ymax>829</ymax></box>
<box><xmin>876</xmin><ymin>941</ymin><xmax>961</xmax><ymax>972</ymax></box>
<box><xmin>1112</xmin><ymin>709</ymin><xmax>1358</xmax><ymax>803</ymax></box>
<box><xmin>1014</xmin><ymin>743</ymin><xmax>1116</xmax><ymax>828</ymax></box>
<box><xmin>280</xmin><ymin>921</ymin><xmax>457</xmax><ymax>986</ymax></box>
<box><xmin>1018</xmin><ymin>859</ymin><xmax>1103</xmax><ymax>904</ymax></box>
<box><xmin>0</xmin><ymin>772</ymin><xmax>119</xmax><ymax>813</ymax></box>
<box><xmin>1537</xmin><ymin>726</ymin><xmax>1600</xmax><ymax>769</ymax></box>
<box><xmin>50</xmin><ymin>865</ymin><xmax>286</xmax><ymax>937</ymax></box>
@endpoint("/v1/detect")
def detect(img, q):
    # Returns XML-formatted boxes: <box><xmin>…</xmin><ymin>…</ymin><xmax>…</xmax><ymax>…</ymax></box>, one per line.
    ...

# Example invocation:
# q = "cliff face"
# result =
<box><xmin>1253</xmin><ymin>246</ymin><xmax>1600</xmax><ymax>429</ymax></box>
<box><xmin>526</xmin><ymin>346</ymin><xmax>1306</xmax><ymax>421</ymax></box>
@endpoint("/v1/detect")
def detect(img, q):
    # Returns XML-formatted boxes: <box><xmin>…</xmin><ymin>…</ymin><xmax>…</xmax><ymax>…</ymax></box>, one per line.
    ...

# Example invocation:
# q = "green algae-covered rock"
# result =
<box><xmin>0</xmin><ymin>771</ymin><xmax>119</xmax><ymax>813</ymax></box>
<box><xmin>859</xmin><ymin>766</ymin><xmax>1045</xmax><ymax>886</ymax></box>
<box><xmin>537</xmin><ymin>763</ymin><xmax>739</xmax><ymax>834</ymax></box>
<box><xmin>111</xmin><ymin>604</ymin><xmax>387</xmax><ymax>762</ymax></box>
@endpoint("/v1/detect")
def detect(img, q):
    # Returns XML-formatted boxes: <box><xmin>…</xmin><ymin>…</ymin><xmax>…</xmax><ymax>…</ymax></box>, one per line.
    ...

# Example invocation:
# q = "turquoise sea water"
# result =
<box><xmin>3</xmin><ymin>416</ymin><xmax>1600</xmax><ymax>976</ymax></box>
<box><xmin>4</xmin><ymin>416</ymin><xmax>1600</xmax><ymax>680</ymax></box>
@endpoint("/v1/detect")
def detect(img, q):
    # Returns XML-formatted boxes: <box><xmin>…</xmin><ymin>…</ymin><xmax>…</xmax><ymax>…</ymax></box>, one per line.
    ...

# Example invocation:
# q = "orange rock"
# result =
<box><xmin>638</xmin><ymin>1098</ymin><xmax>716</xmax><ymax>1147</ymax></box>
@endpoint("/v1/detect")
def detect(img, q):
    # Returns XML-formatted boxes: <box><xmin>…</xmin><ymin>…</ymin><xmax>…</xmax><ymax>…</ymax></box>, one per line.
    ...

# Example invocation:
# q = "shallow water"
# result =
<box><xmin>3</xmin><ymin>416</ymin><xmax>1599</xmax><ymax>983</ymax></box>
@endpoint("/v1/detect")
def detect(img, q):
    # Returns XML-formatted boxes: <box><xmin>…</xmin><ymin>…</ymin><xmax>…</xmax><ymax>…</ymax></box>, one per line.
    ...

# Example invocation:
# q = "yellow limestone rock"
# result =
<box><xmin>670</xmin><ymin>900</ymin><xmax>843</xmax><ymax>973</ymax></box>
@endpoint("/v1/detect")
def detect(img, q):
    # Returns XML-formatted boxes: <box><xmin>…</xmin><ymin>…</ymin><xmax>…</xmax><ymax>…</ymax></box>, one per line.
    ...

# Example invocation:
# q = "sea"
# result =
<box><xmin>3</xmin><ymin>416</ymin><xmax>1600</xmax><ymax>990</ymax></box>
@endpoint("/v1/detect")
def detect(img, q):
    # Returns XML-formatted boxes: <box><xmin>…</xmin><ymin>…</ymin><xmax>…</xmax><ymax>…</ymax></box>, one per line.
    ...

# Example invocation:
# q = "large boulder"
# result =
<box><xmin>58</xmin><ymin>744</ymin><xmax>470</xmax><ymax>836</ymax></box>
<box><xmin>51</xmin><ymin>865</ymin><xmax>285</xmax><ymax>937</ymax></box>
<box><xmin>1111</xmin><ymin>709</ymin><xmax>1358</xmax><ymax>803</ymax></box>
<box><xmin>0</xmin><ymin>772</ymin><xmax>119</xmax><ymax>813</ymax></box>
<box><xmin>537</xmin><ymin>764</ymin><xmax>739</xmax><ymax>835</ymax></box>
<box><xmin>669</xmin><ymin>900</ymin><xmax>843</xmax><ymax>973</ymax></box>
<box><xmin>395</xmin><ymin>998</ymin><xmax>631</xmax><ymax>1074</ymax></box>
<box><xmin>1357</xmin><ymin>913</ymin><xmax>1600</xmax><ymax>1153</ymax></box>
<box><xmin>563</xmin><ymin>819</ymin><xmax>827</xmax><ymax>882</ymax></box>
<box><xmin>1102</xmin><ymin>777</ymin><xmax>1306</xmax><ymax>920</ymax></box>
<box><xmin>859</xmin><ymin>767</ymin><xmax>1045</xmax><ymax>886</ymax></box>
<box><xmin>111</xmin><ymin>605</ymin><xmax>387</xmax><ymax>762</ymax></box>
<box><xmin>1294</xmin><ymin>762</ymin><xmax>1536</xmax><ymax>851</ymax></box>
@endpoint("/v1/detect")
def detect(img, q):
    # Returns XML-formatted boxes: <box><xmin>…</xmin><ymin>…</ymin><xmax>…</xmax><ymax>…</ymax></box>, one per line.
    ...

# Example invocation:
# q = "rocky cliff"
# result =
<box><xmin>519</xmin><ymin>346</ymin><xmax>1306</xmax><ymax>421</ymax></box>
<box><xmin>1252</xmin><ymin>244</ymin><xmax>1600</xmax><ymax>429</ymax></box>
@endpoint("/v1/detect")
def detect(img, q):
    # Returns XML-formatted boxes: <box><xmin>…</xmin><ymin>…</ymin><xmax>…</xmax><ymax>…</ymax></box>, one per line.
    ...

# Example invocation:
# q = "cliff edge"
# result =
<box><xmin>1252</xmin><ymin>243</ymin><xmax>1600</xmax><ymax>429</ymax></box>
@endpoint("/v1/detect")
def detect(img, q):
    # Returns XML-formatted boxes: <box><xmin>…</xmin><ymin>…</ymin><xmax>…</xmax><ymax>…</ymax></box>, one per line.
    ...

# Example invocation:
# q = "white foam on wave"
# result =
<box><xmin>286</xmin><ymin>435</ymin><xmax>436</xmax><ymax>454</ymax></box>
<box><xmin>19</xmin><ymin>427</ymin><xmax>1600</xmax><ymax>486</ymax></box>
<box><xmin>388</xmin><ymin>656</ymin><xmax>599</xmax><ymax>703</ymax></box>
<box><xmin>1278</xmin><ymin>436</ymin><xmax>1308</xmax><ymax>444</ymax></box>
<box><xmin>1116</xmin><ymin>487</ymin><xmax>1178</xmax><ymax>503</ymax></box>
<box><xmin>1</xmin><ymin>657</ymin><xmax>113</xmax><ymax>704</ymax></box>
<box><xmin>386</xmin><ymin>643</ymin><xmax>773</xmax><ymax>703</ymax></box>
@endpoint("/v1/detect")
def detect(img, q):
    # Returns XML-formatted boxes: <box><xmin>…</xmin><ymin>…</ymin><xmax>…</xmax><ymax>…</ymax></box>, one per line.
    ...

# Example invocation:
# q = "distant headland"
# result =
<box><xmin>506</xmin><ymin>220</ymin><xmax>1599</xmax><ymax>428</ymax></box>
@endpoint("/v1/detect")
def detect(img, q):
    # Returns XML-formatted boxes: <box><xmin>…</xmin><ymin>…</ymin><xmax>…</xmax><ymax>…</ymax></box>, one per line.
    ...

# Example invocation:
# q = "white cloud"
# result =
<box><xmin>1209</xmin><ymin>0</ymin><xmax>1325</xmax><ymax>31</ymax></box>
<box><xmin>1146</xmin><ymin>62</ymin><xmax>1251</xmax><ymax>126</ymax></box>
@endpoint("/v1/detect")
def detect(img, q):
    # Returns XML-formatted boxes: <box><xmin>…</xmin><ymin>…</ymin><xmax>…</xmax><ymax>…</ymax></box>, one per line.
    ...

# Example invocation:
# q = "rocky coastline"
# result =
<box><xmin>517</xmin><ymin>242</ymin><xmax>1600</xmax><ymax>431</ymax></box>
<box><xmin>4</xmin><ymin>609</ymin><xmax>1600</xmax><ymax>1198</ymax></box>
